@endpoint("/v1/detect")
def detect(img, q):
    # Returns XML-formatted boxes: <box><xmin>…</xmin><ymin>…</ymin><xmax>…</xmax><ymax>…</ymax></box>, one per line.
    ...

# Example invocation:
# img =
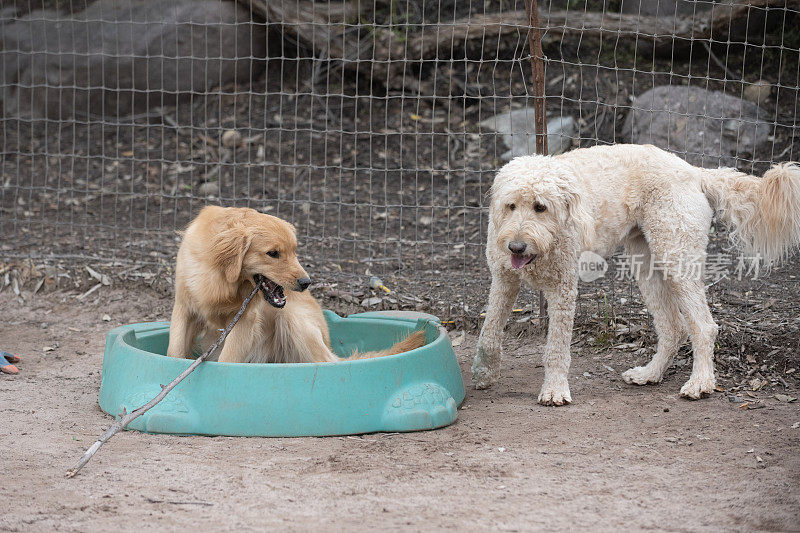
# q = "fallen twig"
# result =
<box><xmin>145</xmin><ymin>497</ymin><xmax>214</xmax><ymax>507</ymax></box>
<box><xmin>67</xmin><ymin>283</ymin><xmax>262</xmax><ymax>478</ymax></box>
<box><xmin>702</xmin><ymin>41</ymin><xmax>739</xmax><ymax>81</ymax></box>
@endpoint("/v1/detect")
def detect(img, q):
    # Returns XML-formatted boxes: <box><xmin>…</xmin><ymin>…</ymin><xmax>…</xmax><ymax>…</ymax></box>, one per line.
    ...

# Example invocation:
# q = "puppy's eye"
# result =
<box><xmin>534</xmin><ymin>203</ymin><xmax>547</xmax><ymax>213</ymax></box>
<box><xmin>508</xmin><ymin>203</ymin><xmax>516</xmax><ymax>211</ymax></box>
<box><xmin>267</xmin><ymin>250</ymin><xmax>280</xmax><ymax>258</ymax></box>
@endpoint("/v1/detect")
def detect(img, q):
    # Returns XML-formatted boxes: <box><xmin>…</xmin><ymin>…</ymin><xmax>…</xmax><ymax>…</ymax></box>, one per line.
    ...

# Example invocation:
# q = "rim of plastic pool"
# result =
<box><xmin>98</xmin><ymin>311</ymin><xmax>465</xmax><ymax>436</ymax></box>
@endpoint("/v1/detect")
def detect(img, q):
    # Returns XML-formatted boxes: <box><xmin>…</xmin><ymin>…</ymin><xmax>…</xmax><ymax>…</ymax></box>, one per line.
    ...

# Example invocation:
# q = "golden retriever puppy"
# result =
<box><xmin>167</xmin><ymin>205</ymin><xmax>425</xmax><ymax>363</ymax></box>
<box><xmin>473</xmin><ymin>144</ymin><xmax>800</xmax><ymax>405</ymax></box>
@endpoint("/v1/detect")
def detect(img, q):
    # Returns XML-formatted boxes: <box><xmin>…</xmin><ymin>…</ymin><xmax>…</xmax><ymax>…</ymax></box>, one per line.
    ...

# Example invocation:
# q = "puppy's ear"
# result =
<box><xmin>210</xmin><ymin>227</ymin><xmax>253</xmax><ymax>283</ymax></box>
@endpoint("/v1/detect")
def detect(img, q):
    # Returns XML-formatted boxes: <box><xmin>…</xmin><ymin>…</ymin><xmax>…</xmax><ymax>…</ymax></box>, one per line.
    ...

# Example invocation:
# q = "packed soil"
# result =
<box><xmin>2</xmin><ymin>4</ymin><xmax>799</xmax><ymax>530</ymax></box>
<box><xmin>1</xmin><ymin>288</ymin><xmax>799</xmax><ymax>531</ymax></box>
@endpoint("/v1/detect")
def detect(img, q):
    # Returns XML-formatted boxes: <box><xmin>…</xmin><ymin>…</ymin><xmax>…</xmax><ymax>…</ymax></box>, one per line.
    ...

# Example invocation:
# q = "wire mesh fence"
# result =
<box><xmin>1</xmin><ymin>0</ymin><xmax>798</xmax><ymax>369</ymax></box>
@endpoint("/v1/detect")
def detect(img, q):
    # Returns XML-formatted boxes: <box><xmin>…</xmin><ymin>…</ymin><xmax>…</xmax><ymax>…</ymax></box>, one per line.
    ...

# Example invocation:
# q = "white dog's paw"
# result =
<box><xmin>472</xmin><ymin>362</ymin><xmax>499</xmax><ymax>390</ymax></box>
<box><xmin>537</xmin><ymin>379</ymin><xmax>572</xmax><ymax>406</ymax></box>
<box><xmin>622</xmin><ymin>365</ymin><xmax>664</xmax><ymax>385</ymax></box>
<box><xmin>472</xmin><ymin>345</ymin><xmax>500</xmax><ymax>390</ymax></box>
<box><xmin>679</xmin><ymin>375</ymin><xmax>716</xmax><ymax>400</ymax></box>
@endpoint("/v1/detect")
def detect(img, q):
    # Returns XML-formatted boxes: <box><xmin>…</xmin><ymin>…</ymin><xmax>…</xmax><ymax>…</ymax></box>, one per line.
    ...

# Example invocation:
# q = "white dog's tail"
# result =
<box><xmin>701</xmin><ymin>163</ymin><xmax>800</xmax><ymax>264</ymax></box>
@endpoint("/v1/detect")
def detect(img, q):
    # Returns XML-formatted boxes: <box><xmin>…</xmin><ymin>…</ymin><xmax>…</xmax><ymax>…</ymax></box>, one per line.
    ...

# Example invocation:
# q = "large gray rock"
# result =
<box><xmin>0</xmin><ymin>0</ymin><xmax>265</xmax><ymax>119</ymax></box>
<box><xmin>622</xmin><ymin>85</ymin><xmax>771</xmax><ymax>169</ymax></box>
<box><xmin>478</xmin><ymin>107</ymin><xmax>577</xmax><ymax>160</ymax></box>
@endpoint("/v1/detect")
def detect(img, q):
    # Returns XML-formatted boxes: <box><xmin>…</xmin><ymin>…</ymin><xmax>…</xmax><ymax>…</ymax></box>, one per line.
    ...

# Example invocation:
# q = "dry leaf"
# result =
<box><xmin>450</xmin><ymin>330</ymin><xmax>465</xmax><ymax>347</ymax></box>
<box><xmin>774</xmin><ymin>394</ymin><xmax>797</xmax><ymax>403</ymax></box>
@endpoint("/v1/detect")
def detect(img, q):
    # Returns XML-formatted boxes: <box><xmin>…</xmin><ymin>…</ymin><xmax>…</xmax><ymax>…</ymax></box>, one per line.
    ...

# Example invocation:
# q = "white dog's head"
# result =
<box><xmin>489</xmin><ymin>155</ymin><xmax>594</xmax><ymax>270</ymax></box>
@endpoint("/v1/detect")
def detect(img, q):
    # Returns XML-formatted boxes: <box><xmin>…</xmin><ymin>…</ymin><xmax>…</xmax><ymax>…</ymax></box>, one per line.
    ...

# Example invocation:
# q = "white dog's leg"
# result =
<box><xmin>670</xmin><ymin>278</ymin><xmax>719</xmax><ymax>399</ymax></box>
<box><xmin>538</xmin><ymin>275</ymin><xmax>578</xmax><ymax>406</ymax></box>
<box><xmin>622</xmin><ymin>236</ymin><xmax>688</xmax><ymax>385</ymax></box>
<box><xmin>473</xmin><ymin>271</ymin><xmax>520</xmax><ymax>390</ymax></box>
<box><xmin>641</xmin><ymin>195</ymin><xmax>718</xmax><ymax>399</ymax></box>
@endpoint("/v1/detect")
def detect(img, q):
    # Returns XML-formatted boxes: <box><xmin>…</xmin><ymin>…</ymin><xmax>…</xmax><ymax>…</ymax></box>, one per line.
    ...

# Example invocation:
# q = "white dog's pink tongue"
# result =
<box><xmin>511</xmin><ymin>254</ymin><xmax>532</xmax><ymax>269</ymax></box>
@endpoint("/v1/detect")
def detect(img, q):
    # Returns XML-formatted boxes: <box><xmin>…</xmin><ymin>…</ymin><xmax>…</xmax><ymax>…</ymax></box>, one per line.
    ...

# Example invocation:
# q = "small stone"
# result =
<box><xmin>742</xmin><ymin>80</ymin><xmax>772</xmax><ymax>106</ymax></box>
<box><xmin>221</xmin><ymin>129</ymin><xmax>242</xmax><ymax>149</ymax></box>
<box><xmin>360</xmin><ymin>296</ymin><xmax>382</xmax><ymax>308</ymax></box>
<box><xmin>198</xmin><ymin>181</ymin><xmax>219</xmax><ymax>196</ymax></box>
<box><xmin>102</xmin><ymin>314</ymin><xmax>111</xmax><ymax>322</ymax></box>
<box><xmin>497</xmin><ymin>447</ymin><xmax>505</xmax><ymax>452</ymax></box>
<box><xmin>664</xmin><ymin>437</ymin><xmax>678</xmax><ymax>443</ymax></box>
<box><xmin>478</xmin><ymin>108</ymin><xmax>577</xmax><ymax>159</ymax></box>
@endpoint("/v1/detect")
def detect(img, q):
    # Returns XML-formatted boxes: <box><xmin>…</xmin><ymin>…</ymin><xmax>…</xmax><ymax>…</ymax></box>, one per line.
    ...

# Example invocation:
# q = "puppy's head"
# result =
<box><xmin>490</xmin><ymin>155</ymin><xmax>593</xmax><ymax>270</ymax></box>
<box><xmin>207</xmin><ymin>207</ymin><xmax>310</xmax><ymax>308</ymax></box>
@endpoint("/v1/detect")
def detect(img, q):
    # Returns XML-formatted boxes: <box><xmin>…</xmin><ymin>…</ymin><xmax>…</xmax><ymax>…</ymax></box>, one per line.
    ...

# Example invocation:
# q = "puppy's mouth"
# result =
<box><xmin>253</xmin><ymin>274</ymin><xmax>286</xmax><ymax>309</ymax></box>
<box><xmin>510</xmin><ymin>253</ymin><xmax>535</xmax><ymax>270</ymax></box>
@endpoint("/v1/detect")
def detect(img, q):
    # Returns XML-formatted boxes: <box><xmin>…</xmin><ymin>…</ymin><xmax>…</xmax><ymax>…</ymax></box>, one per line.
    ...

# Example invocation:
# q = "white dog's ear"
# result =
<box><xmin>564</xmin><ymin>184</ymin><xmax>595</xmax><ymax>250</ymax></box>
<box><xmin>210</xmin><ymin>227</ymin><xmax>253</xmax><ymax>283</ymax></box>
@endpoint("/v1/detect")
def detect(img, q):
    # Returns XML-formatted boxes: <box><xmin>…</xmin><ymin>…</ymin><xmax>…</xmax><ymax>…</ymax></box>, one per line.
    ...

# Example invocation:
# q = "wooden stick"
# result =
<box><xmin>525</xmin><ymin>0</ymin><xmax>549</xmax><ymax>158</ymax></box>
<box><xmin>525</xmin><ymin>0</ymin><xmax>549</xmax><ymax>327</ymax></box>
<box><xmin>66</xmin><ymin>284</ymin><xmax>262</xmax><ymax>478</ymax></box>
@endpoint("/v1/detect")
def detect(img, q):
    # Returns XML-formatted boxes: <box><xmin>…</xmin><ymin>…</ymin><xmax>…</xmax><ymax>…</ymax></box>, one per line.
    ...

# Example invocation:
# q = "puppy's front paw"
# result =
<box><xmin>622</xmin><ymin>365</ymin><xmax>664</xmax><ymax>385</ymax></box>
<box><xmin>538</xmin><ymin>379</ymin><xmax>572</xmax><ymax>406</ymax></box>
<box><xmin>679</xmin><ymin>375</ymin><xmax>716</xmax><ymax>400</ymax></box>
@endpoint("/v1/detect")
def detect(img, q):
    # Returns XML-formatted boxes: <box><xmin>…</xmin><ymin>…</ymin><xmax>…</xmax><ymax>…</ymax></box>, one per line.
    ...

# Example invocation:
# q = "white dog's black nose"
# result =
<box><xmin>297</xmin><ymin>277</ymin><xmax>312</xmax><ymax>291</ymax></box>
<box><xmin>508</xmin><ymin>241</ymin><xmax>527</xmax><ymax>254</ymax></box>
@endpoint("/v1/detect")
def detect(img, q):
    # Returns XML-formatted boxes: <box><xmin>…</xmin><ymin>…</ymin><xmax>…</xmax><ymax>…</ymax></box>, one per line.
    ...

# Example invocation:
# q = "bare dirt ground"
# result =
<box><xmin>2</xmin><ymin>288</ymin><xmax>799</xmax><ymax>532</ymax></box>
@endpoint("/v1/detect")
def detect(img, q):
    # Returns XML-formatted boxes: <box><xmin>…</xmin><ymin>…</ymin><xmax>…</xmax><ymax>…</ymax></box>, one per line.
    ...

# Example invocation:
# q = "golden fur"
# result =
<box><xmin>167</xmin><ymin>205</ymin><xmax>425</xmax><ymax>363</ymax></box>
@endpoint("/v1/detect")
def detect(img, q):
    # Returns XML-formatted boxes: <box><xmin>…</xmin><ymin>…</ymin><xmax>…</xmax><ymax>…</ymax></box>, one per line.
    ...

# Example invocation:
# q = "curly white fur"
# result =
<box><xmin>473</xmin><ymin>144</ymin><xmax>800</xmax><ymax>405</ymax></box>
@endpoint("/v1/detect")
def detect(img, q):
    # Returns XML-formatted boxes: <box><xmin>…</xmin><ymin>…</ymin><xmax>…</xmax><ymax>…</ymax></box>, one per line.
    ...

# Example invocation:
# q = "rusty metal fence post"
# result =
<box><xmin>525</xmin><ymin>0</ymin><xmax>549</xmax><ymax>325</ymax></box>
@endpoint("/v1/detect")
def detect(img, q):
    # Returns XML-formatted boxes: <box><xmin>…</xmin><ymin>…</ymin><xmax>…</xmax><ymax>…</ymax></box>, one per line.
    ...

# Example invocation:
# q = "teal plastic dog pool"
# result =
<box><xmin>98</xmin><ymin>311</ymin><xmax>465</xmax><ymax>436</ymax></box>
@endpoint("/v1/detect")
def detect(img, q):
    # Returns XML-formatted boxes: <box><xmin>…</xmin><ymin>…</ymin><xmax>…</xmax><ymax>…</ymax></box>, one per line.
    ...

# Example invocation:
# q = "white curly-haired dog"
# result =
<box><xmin>473</xmin><ymin>144</ymin><xmax>800</xmax><ymax>405</ymax></box>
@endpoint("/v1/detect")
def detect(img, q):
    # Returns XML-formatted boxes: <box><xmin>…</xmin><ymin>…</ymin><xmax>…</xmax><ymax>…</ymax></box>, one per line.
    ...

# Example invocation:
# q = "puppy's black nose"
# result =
<box><xmin>508</xmin><ymin>241</ymin><xmax>527</xmax><ymax>254</ymax></box>
<box><xmin>296</xmin><ymin>277</ymin><xmax>312</xmax><ymax>291</ymax></box>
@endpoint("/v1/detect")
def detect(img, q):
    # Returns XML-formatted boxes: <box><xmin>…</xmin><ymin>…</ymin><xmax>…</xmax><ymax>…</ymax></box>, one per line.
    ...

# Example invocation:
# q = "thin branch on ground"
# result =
<box><xmin>702</xmin><ymin>42</ymin><xmax>739</xmax><ymax>81</ymax></box>
<box><xmin>66</xmin><ymin>283</ymin><xmax>262</xmax><ymax>478</ymax></box>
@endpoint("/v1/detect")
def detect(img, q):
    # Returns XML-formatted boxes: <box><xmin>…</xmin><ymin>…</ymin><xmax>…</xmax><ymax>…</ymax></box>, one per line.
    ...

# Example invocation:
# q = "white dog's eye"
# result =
<box><xmin>267</xmin><ymin>250</ymin><xmax>280</xmax><ymax>258</ymax></box>
<box><xmin>507</xmin><ymin>203</ymin><xmax>516</xmax><ymax>211</ymax></box>
<box><xmin>534</xmin><ymin>203</ymin><xmax>547</xmax><ymax>213</ymax></box>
